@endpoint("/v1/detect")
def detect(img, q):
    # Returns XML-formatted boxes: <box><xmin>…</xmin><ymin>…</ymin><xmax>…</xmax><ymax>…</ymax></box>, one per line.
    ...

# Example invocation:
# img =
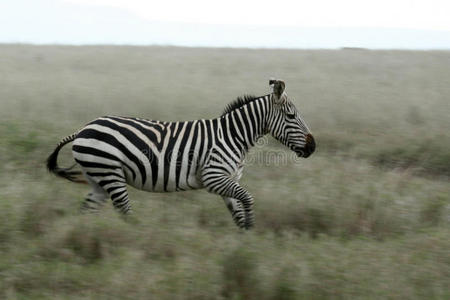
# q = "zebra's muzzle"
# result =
<box><xmin>303</xmin><ymin>134</ymin><xmax>316</xmax><ymax>158</ymax></box>
<box><xmin>294</xmin><ymin>134</ymin><xmax>315</xmax><ymax>158</ymax></box>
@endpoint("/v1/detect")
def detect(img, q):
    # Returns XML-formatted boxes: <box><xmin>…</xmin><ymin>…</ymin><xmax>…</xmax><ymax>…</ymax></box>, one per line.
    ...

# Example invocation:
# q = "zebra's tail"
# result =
<box><xmin>46</xmin><ymin>132</ymin><xmax>87</xmax><ymax>184</ymax></box>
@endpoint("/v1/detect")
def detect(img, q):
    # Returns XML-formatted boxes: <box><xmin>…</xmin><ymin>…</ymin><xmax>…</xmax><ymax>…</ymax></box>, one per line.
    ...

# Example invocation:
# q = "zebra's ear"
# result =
<box><xmin>269</xmin><ymin>79</ymin><xmax>286</xmax><ymax>103</ymax></box>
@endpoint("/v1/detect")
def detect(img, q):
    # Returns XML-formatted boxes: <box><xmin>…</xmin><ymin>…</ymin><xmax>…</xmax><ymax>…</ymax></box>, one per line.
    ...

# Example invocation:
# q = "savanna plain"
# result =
<box><xmin>0</xmin><ymin>45</ymin><xmax>449</xmax><ymax>299</ymax></box>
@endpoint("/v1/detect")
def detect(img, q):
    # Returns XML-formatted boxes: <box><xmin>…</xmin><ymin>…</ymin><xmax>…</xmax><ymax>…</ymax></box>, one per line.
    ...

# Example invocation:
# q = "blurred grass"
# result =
<box><xmin>0</xmin><ymin>44</ymin><xmax>449</xmax><ymax>299</ymax></box>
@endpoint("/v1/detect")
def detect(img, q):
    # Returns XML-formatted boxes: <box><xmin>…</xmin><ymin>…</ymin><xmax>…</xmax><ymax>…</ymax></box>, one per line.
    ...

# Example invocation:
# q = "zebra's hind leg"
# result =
<box><xmin>222</xmin><ymin>197</ymin><xmax>246</xmax><ymax>228</ymax></box>
<box><xmin>82</xmin><ymin>170</ymin><xmax>132</xmax><ymax>214</ymax></box>
<box><xmin>104</xmin><ymin>181</ymin><xmax>131</xmax><ymax>214</ymax></box>
<box><xmin>81</xmin><ymin>176</ymin><xmax>109</xmax><ymax>213</ymax></box>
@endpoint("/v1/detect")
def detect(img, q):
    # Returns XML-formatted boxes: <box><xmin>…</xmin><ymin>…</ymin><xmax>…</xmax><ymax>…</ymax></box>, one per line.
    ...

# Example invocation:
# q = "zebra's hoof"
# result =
<box><xmin>122</xmin><ymin>213</ymin><xmax>140</xmax><ymax>225</ymax></box>
<box><xmin>244</xmin><ymin>212</ymin><xmax>254</xmax><ymax>229</ymax></box>
<box><xmin>244</xmin><ymin>221</ymin><xmax>254</xmax><ymax>230</ymax></box>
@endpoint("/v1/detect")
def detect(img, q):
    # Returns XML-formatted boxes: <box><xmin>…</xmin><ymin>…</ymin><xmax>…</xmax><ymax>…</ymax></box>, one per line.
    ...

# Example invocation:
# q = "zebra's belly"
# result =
<box><xmin>125</xmin><ymin>172</ymin><xmax>204</xmax><ymax>193</ymax></box>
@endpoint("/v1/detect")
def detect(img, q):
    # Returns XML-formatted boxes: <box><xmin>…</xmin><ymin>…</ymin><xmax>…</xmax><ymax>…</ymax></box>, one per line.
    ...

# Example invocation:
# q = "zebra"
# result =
<box><xmin>47</xmin><ymin>79</ymin><xmax>315</xmax><ymax>229</ymax></box>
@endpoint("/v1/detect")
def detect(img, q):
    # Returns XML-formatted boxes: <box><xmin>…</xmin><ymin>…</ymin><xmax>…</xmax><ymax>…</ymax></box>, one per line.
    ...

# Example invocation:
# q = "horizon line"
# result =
<box><xmin>1</xmin><ymin>43</ymin><xmax>449</xmax><ymax>51</ymax></box>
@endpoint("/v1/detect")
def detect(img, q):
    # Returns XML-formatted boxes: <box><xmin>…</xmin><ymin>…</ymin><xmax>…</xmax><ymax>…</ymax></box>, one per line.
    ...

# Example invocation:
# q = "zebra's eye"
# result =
<box><xmin>286</xmin><ymin>112</ymin><xmax>296</xmax><ymax>119</ymax></box>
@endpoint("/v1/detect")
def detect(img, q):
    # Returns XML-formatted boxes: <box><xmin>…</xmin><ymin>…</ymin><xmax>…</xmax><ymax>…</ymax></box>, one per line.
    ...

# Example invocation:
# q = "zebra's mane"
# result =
<box><xmin>222</xmin><ymin>95</ymin><xmax>258</xmax><ymax>116</ymax></box>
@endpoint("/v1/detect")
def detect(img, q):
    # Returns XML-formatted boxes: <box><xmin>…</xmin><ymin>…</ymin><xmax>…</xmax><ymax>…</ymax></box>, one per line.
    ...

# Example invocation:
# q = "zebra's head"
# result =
<box><xmin>267</xmin><ymin>79</ymin><xmax>316</xmax><ymax>158</ymax></box>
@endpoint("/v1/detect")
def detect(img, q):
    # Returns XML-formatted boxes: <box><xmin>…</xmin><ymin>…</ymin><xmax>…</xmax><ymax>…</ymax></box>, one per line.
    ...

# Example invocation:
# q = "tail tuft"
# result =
<box><xmin>46</xmin><ymin>146</ymin><xmax>59</xmax><ymax>173</ymax></box>
<box><xmin>46</xmin><ymin>133</ymin><xmax>87</xmax><ymax>184</ymax></box>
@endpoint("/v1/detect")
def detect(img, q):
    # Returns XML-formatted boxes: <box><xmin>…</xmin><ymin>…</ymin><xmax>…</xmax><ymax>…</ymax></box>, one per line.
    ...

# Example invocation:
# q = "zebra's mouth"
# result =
<box><xmin>292</xmin><ymin>146</ymin><xmax>306</xmax><ymax>158</ymax></box>
<box><xmin>292</xmin><ymin>134</ymin><xmax>315</xmax><ymax>158</ymax></box>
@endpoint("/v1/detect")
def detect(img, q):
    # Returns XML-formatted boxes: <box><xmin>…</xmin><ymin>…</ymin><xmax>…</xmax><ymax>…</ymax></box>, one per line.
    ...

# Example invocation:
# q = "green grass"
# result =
<box><xmin>0</xmin><ymin>44</ymin><xmax>449</xmax><ymax>299</ymax></box>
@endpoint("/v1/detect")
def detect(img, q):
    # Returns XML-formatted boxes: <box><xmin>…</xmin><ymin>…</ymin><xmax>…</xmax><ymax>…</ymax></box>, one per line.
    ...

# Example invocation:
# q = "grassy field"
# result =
<box><xmin>0</xmin><ymin>44</ymin><xmax>449</xmax><ymax>299</ymax></box>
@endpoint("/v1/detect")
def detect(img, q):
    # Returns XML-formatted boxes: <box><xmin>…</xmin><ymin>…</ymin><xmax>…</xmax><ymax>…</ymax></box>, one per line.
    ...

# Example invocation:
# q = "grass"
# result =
<box><xmin>0</xmin><ymin>44</ymin><xmax>449</xmax><ymax>299</ymax></box>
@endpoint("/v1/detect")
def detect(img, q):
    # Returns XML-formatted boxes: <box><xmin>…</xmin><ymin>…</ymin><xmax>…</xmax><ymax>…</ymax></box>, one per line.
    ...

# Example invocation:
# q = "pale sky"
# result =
<box><xmin>64</xmin><ymin>0</ymin><xmax>450</xmax><ymax>30</ymax></box>
<box><xmin>1</xmin><ymin>0</ymin><xmax>450</xmax><ymax>48</ymax></box>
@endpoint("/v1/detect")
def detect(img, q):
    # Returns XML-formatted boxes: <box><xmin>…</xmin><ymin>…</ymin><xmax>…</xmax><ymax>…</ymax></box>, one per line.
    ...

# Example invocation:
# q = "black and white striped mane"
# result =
<box><xmin>222</xmin><ymin>95</ymin><xmax>258</xmax><ymax>116</ymax></box>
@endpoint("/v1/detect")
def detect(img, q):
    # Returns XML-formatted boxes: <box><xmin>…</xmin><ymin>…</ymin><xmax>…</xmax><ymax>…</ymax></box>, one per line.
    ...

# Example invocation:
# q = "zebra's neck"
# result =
<box><xmin>219</xmin><ymin>95</ymin><xmax>271</xmax><ymax>157</ymax></box>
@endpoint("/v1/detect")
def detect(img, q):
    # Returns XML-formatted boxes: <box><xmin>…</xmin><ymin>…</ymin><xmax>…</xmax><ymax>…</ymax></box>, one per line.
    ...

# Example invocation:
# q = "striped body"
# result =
<box><xmin>73</xmin><ymin>95</ymin><xmax>270</xmax><ymax>193</ymax></box>
<box><xmin>73</xmin><ymin>117</ymin><xmax>218</xmax><ymax>192</ymax></box>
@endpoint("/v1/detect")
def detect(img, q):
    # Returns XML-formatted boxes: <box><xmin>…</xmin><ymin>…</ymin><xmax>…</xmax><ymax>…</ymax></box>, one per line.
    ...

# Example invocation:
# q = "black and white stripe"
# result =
<box><xmin>47</xmin><ymin>79</ymin><xmax>315</xmax><ymax>229</ymax></box>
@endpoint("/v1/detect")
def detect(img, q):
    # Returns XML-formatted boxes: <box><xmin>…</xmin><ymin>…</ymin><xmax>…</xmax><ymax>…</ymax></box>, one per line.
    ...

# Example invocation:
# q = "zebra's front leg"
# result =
<box><xmin>203</xmin><ymin>173</ymin><xmax>254</xmax><ymax>229</ymax></box>
<box><xmin>222</xmin><ymin>197</ymin><xmax>246</xmax><ymax>228</ymax></box>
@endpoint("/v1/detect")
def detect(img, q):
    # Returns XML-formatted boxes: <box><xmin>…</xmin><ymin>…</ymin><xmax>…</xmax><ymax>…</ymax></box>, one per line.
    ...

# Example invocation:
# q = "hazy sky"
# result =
<box><xmin>1</xmin><ymin>0</ymin><xmax>450</xmax><ymax>48</ymax></box>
